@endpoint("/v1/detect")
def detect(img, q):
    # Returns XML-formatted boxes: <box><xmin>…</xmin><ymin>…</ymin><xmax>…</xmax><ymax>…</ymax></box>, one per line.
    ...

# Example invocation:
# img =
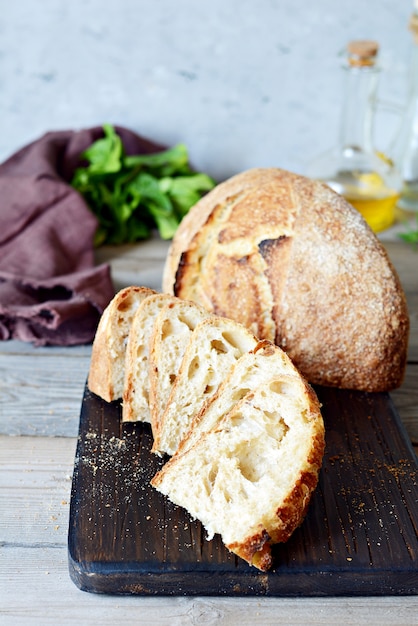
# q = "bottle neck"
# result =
<box><xmin>408</xmin><ymin>41</ymin><xmax>418</xmax><ymax>97</ymax></box>
<box><xmin>410</xmin><ymin>13</ymin><xmax>418</xmax><ymax>90</ymax></box>
<box><xmin>339</xmin><ymin>64</ymin><xmax>380</xmax><ymax>153</ymax></box>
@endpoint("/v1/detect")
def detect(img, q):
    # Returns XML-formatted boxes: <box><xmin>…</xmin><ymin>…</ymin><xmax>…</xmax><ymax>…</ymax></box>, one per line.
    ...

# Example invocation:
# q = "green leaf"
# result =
<box><xmin>128</xmin><ymin>172</ymin><xmax>173</xmax><ymax>214</ymax></box>
<box><xmin>164</xmin><ymin>173</ymin><xmax>215</xmax><ymax>216</ymax></box>
<box><xmin>147</xmin><ymin>202</ymin><xmax>181</xmax><ymax>239</ymax></box>
<box><xmin>124</xmin><ymin>143</ymin><xmax>191</xmax><ymax>177</ymax></box>
<box><xmin>70</xmin><ymin>125</ymin><xmax>215</xmax><ymax>244</ymax></box>
<box><xmin>82</xmin><ymin>124</ymin><xmax>123</xmax><ymax>174</ymax></box>
<box><xmin>124</xmin><ymin>215</ymin><xmax>152</xmax><ymax>242</ymax></box>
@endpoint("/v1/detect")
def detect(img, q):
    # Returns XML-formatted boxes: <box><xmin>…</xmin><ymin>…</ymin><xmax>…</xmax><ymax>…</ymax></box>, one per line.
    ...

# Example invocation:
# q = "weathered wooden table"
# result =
<box><xmin>1</xmin><ymin>232</ymin><xmax>417</xmax><ymax>625</ymax></box>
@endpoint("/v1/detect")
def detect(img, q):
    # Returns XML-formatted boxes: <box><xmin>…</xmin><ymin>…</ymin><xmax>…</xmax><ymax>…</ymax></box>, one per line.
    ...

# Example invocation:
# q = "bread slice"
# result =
<box><xmin>152</xmin><ymin>316</ymin><xmax>258</xmax><ymax>456</ymax></box>
<box><xmin>88</xmin><ymin>286</ymin><xmax>156</xmax><ymax>401</ymax></box>
<box><xmin>171</xmin><ymin>340</ymin><xmax>303</xmax><ymax>455</ymax></box>
<box><xmin>148</xmin><ymin>299</ymin><xmax>212</xmax><ymax>444</ymax></box>
<box><xmin>151</xmin><ymin>340</ymin><xmax>324</xmax><ymax>571</ymax></box>
<box><xmin>162</xmin><ymin>167</ymin><xmax>409</xmax><ymax>392</ymax></box>
<box><xmin>122</xmin><ymin>293</ymin><xmax>178</xmax><ymax>423</ymax></box>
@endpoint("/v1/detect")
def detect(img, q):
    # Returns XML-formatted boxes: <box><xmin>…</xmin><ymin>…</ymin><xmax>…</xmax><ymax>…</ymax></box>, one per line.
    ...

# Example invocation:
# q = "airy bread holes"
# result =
<box><xmin>268</xmin><ymin>379</ymin><xmax>300</xmax><ymax>400</ymax></box>
<box><xmin>178</xmin><ymin>314</ymin><xmax>200</xmax><ymax>331</ymax></box>
<box><xmin>204</xmin><ymin>383</ymin><xmax>216</xmax><ymax>395</ymax></box>
<box><xmin>235</xmin><ymin>441</ymin><xmax>267</xmax><ymax>483</ymax></box>
<box><xmin>136</xmin><ymin>345</ymin><xmax>145</xmax><ymax>358</ymax></box>
<box><xmin>222</xmin><ymin>330</ymin><xmax>250</xmax><ymax>351</ymax></box>
<box><xmin>207</xmin><ymin>466</ymin><xmax>218</xmax><ymax>489</ymax></box>
<box><xmin>210</xmin><ymin>339</ymin><xmax>229</xmax><ymax>354</ymax></box>
<box><xmin>161</xmin><ymin>319</ymin><xmax>172</xmax><ymax>339</ymax></box>
<box><xmin>231</xmin><ymin>387</ymin><xmax>251</xmax><ymax>403</ymax></box>
<box><xmin>187</xmin><ymin>356</ymin><xmax>200</xmax><ymax>380</ymax></box>
<box><xmin>117</xmin><ymin>299</ymin><xmax>132</xmax><ymax>312</ymax></box>
<box><xmin>227</xmin><ymin>412</ymin><xmax>245</xmax><ymax>429</ymax></box>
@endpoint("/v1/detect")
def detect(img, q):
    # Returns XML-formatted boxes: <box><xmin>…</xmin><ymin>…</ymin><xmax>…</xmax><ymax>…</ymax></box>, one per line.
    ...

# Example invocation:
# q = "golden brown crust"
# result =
<box><xmin>225</xmin><ymin>386</ymin><xmax>325</xmax><ymax>571</ymax></box>
<box><xmin>163</xmin><ymin>168</ymin><xmax>409</xmax><ymax>392</ymax></box>
<box><xmin>226</xmin><ymin>464</ymin><xmax>324</xmax><ymax>571</ymax></box>
<box><xmin>88</xmin><ymin>286</ymin><xmax>156</xmax><ymax>401</ymax></box>
<box><xmin>227</xmin><ymin>530</ymin><xmax>273</xmax><ymax>571</ymax></box>
<box><xmin>88</xmin><ymin>316</ymin><xmax>114</xmax><ymax>402</ymax></box>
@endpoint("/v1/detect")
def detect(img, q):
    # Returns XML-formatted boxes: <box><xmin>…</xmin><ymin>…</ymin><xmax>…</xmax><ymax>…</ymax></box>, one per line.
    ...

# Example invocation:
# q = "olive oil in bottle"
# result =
<box><xmin>307</xmin><ymin>41</ymin><xmax>400</xmax><ymax>233</ymax></box>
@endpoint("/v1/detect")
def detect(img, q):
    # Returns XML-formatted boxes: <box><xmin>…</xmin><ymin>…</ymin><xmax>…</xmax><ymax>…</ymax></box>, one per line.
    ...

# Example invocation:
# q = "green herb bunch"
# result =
<box><xmin>71</xmin><ymin>124</ymin><xmax>215</xmax><ymax>245</ymax></box>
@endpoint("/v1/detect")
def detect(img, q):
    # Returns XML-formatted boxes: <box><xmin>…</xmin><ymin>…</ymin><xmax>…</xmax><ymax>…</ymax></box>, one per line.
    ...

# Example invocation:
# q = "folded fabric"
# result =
<box><xmin>0</xmin><ymin>126</ymin><xmax>165</xmax><ymax>346</ymax></box>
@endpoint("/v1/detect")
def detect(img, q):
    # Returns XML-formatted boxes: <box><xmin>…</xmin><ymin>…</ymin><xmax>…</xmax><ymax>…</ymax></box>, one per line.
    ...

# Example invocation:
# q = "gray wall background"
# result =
<box><xmin>0</xmin><ymin>0</ymin><xmax>413</xmax><ymax>180</ymax></box>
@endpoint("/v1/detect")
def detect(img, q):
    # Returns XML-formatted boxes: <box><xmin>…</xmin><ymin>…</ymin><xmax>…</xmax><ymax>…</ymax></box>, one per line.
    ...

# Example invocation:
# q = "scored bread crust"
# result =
<box><xmin>88</xmin><ymin>286</ymin><xmax>156</xmax><ymax>402</ymax></box>
<box><xmin>162</xmin><ymin>168</ymin><xmax>409</xmax><ymax>392</ymax></box>
<box><xmin>151</xmin><ymin>340</ymin><xmax>325</xmax><ymax>571</ymax></box>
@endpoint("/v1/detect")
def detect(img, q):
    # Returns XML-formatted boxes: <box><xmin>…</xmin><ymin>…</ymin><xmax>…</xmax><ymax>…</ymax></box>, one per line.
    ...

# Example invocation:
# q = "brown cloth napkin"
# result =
<box><xmin>0</xmin><ymin>125</ymin><xmax>164</xmax><ymax>346</ymax></box>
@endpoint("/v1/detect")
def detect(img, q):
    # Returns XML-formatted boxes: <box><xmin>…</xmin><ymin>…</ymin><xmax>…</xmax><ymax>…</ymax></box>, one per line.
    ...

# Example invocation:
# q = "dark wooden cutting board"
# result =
<box><xmin>68</xmin><ymin>385</ymin><xmax>418</xmax><ymax>596</ymax></box>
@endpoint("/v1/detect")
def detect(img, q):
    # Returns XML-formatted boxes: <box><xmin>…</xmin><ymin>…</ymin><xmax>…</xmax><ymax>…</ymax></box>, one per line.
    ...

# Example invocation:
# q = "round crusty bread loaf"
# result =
<box><xmin>162</xmin><ymin>168</ymin><xmax>409</xmax><ymax>392</ymax></box>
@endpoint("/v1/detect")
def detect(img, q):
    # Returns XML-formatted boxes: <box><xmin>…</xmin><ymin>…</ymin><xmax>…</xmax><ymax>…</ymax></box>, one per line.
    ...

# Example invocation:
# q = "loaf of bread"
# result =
<box><xmin>88</xmin><ymin>286</ymin><xmax>156</xmax><ymax>402</ymax></box>
<box><xmin>162</xmin><ymin>168</ymin><xmax>409</xmax><ymax>392</ymax></box>
<box><xmin>152</xmin><ymin>315</ymin><xmax>258</xmax><ymax>456</ymax></box>
<box><xmin>148</xmin><ymin>299</ymin><xmax>212</xmax><ymax>442</ymax></box>
<box><xmin>151</xmin><ymin>340</ymin><xmax>325</xmax><ymax>571</ymax></box>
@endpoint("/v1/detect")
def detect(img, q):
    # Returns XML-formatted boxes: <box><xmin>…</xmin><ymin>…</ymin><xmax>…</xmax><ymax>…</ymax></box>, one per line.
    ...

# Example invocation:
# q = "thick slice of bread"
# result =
<box><xmin>122</xmin><ymin>293</ymin><xmax>178</xmax><ymax>422</ymax></box>
<box><xmin>88</xmin><ymin>286</ymin><xmax>156</xmax><ymax>401</ymax></box>
<box><xmin>151</xmin><ymin>341</ymin><xmax>324</xmax><ymax>571</ymax></box>
<box><xmin>172</xmin><ymin>340</ymin><xmax>303</xmax><ymax>455</ymax></box>
<box><xmin>152</xmin><ymin>316</ymin><xmax>258</xmax><ymax>456</ymax></box>
<box><xmin>148</xmin><ymin>299</ymin><xmax>212</xmax><ymax>441</ymax></box>
<box><xmin>162</xmin><ymin>167</ymin><xmax>409</xmax><ymax>392</ymax></box>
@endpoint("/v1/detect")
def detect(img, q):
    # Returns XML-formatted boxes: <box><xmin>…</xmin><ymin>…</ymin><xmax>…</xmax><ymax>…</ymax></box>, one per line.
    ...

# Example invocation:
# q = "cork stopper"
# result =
<box><xmin>347</xmin><ymin>40</ymin><xmax>379</xmax><ymax>67</ymax></box>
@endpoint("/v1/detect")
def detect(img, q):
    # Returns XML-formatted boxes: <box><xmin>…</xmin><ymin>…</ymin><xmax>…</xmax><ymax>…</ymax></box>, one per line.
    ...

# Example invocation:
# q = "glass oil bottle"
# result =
<box><xmin>306</xmin><ymin>40</ymin><xmax>401</xmax><ymax>233</ymax></box>
<box><xmin>390</xmin><ymin>13</ymin><xmax>418</xmax><ymax>214</ymax></box>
